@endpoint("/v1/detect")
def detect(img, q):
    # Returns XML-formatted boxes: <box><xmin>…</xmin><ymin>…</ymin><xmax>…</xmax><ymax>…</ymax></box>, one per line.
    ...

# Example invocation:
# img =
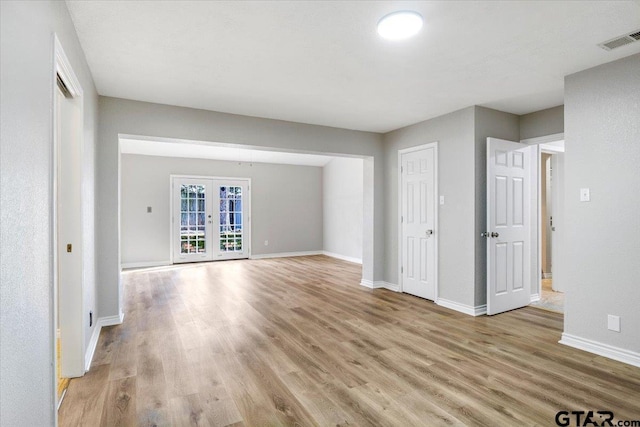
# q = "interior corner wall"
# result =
<box><xmin>121</xmin><ymin>154</ymin><xmax>323</xmax><ymax>264</ymax></box>
<box><xmin>473</xmin><ymin>106</ymin><xmax>520</xmax><ymax>307</ymax></box>
<box><xmin>0</xmin><ymin>1</ymin><xmax>99</xmax><ymax>424</ymax></box>
<box><xmin>519</xmin><ymin>105</ymin><xmax>564</xmax><ymax>140</ymax></box>
<box><xmin>383</xmin><ymin>107</ymin><xmax>476</xmax><ymax>307</ymax></box>
<box><xmin>98</xmin><ymin>97</ymin><xmax>384</xmax><ymax>318</ymax></box>
<box><xmin>322</xmin><ymin>157</ymin><xmax>364</xmax><ymax>262</ymax></box>
<box><xmin>563</xmin><ymin>53</ymin><xmax>640</xmax><ymax>354</ymax></box>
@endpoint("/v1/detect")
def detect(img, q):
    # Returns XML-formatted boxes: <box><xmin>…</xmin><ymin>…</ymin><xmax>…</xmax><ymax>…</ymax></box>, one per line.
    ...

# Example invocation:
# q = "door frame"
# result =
<box><xmin>521</xmin><ymin>133</ymin><xmax>564</xmax><ymax>302</ymax></box>
<box><xmin>397</xmin><ymin>142</ymin><xmax>438</xmax><ymax>297</ymax></box>
<box><xmin>52</xmin><ymin>33</ymin><xmax>85</xmax><ymax>414</ymax></box>
<box><xmin>169</xmin><ymin>175</ymin><xmax>252</xmax><ymax>264</ymax></box>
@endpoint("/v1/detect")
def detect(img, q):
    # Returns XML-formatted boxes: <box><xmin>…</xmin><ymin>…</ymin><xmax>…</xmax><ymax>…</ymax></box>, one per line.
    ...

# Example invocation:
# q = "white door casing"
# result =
<box><xmin>486</xmin><ymin>138</ymin><xmax>532</xmax><ymax>315</ymax></box>
<box><xmin>172</xmin><ymin>176</ymin><xmax>250</xmax><ymax>263</ymax></box>
<box><xmin>550</xmin><ymin>152</ymin><xmax>565</xmax><ymax>292</ymax></box>
<box><xmin>399</xmin><ymin>144</ymin><xmax>437</xmax><ymax>301</ymax></box>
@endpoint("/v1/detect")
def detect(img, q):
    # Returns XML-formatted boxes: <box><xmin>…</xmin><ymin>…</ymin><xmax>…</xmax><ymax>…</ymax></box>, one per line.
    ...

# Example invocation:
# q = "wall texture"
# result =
<box><xmin>98</xmin><ymin>96</ymin><xmax>384</xmax><ymax>318</ymax></box>
<box><xmin>0</xmin><ymin>1</ymin><xmax>98</xmax><ymax>424</ymax></box>
<box><xmin>563</xmin><ymin>53</ymin><xmax>640</xmax><ymax>354</ymax></box>
<box><xmin>121</xmin><ymin>154</ymin><xmax>323</xmax><ymax>264</ymax></box>
<box><xmin>520</xmin><ymin>105</ymin><xmax>564</xmax><ymax>140</ymax></box>
<box><xmin>323</xmin><ymin>157</ymin><xmax>364</xmax><ymax>262</ymax></box>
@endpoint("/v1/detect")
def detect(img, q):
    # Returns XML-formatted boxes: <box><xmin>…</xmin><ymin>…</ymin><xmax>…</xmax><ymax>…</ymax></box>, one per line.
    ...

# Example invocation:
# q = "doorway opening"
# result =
<box><xmin>531</xmin><ymin>138</ymin><xmax>565</xmax><ymax>313</ymax></box>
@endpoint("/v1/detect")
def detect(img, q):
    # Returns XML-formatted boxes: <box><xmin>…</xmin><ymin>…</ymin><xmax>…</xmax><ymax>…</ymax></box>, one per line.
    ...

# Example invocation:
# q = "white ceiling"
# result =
<box><xmin>66</xmin><ymin>1</ymin><xmax>640</xmax><ymax>133</ymax></box>
<box><xmin>120</xmin><ymin>137</ymin><xmax>337</xmax><ymax>167</ymax></box>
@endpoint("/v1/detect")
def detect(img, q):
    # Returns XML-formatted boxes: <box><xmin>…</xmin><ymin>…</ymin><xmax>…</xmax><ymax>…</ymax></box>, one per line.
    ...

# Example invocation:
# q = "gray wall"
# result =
<box><xmin>0</xmin><ymin>1</ymin><xmax>98</xmax><ymax>424</ymax></box>
<box><xmin>563</xmin><ymin>53</ymin><xmax>640</xmax><ymax>352</ymax></box>
<box><xmin>473</xmin><ymin>107</ymin><xmax>520</xmax><ymax>306</ymax></box>
<box><xmin>520</xmin><ymin>105</ymin><xmax>564</xmax><ymax>140</ymax></box>
<box><xmin>383</xmin><ymin>107</ymin><xmax>477</xmax><ymax>306</ymax></box>
<box><xmin>98</xmin><ymin>96</ymin><xmax>384</xmax><ymax>318</ymax></box>
<box><xmin>323</xmin><ymin>157</ymin><xmax>364</xmax><ymax>262</ymax></box>
<box><xmin>121</xmin><ymin>154</ymin><xmax>323</xmax><ymax>264</ymax></box>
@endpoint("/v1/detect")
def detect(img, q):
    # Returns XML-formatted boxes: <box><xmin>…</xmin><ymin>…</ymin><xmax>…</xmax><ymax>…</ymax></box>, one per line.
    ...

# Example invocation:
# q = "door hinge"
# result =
<box><xmin>401</xmin><ymin>266</ymin><xmax>404</xmax><ymax>274</ymax></box>
<box><xmin>401</xmin><ymin>166</ymin><xmax>403</xmax><ymax>173</ymax></box>
<box><xmin>401</xmin><ymin>215</ymin><xmax>403</xmax><ymax>223</ymax></box>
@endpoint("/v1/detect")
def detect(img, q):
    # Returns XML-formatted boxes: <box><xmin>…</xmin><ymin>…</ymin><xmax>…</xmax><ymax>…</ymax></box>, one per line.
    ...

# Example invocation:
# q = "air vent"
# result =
<box><xmin>598</xmin><ymin>29</ymin><xmax>640</xmax><ymax>51</ymax></box>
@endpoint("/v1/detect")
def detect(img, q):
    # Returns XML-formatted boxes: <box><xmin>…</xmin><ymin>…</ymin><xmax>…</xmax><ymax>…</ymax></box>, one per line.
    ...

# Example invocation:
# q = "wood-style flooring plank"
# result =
<box><xmin>59</xmin><ymin>255</ymin><xmax>640</xmax><ymax>426</ymax></box>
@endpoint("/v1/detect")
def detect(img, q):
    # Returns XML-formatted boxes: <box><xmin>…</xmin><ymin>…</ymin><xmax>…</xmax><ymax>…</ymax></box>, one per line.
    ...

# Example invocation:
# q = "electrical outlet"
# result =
<box><xmin>89</xmin><ymin>310</ymin><xmax>93</xmax><ymax>327</ymax></box>
<box><xmin>607</xmin><ymin>315</ymin><xmax>620</xmax><ymax>332</ymax></box>
<box><xmin>264</xmin><ymin>240</ymin><xmax>269</xmax><ymax>246</ymax></box>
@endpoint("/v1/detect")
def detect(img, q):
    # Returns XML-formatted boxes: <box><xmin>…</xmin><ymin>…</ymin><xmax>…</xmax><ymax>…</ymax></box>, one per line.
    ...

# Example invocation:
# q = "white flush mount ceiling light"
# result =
<box><xmin>377</xmin><ymin>11</ymin><xmax>423</xmax><ymax>40</ymax></box>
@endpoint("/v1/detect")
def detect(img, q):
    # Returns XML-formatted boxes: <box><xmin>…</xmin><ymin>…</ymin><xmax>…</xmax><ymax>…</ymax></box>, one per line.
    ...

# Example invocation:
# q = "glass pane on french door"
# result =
<box><xmin>219</xmin><ymin>186</ymin><xmax>243</xmax><ymax>252</ymax></box>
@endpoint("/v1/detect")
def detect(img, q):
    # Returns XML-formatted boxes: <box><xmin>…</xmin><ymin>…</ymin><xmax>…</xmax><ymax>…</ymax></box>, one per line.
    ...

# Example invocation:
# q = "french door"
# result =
<box><xmin>172</xmin><ymin>177</ymin><xmax>250</xmax><ymax>263</ymax></box>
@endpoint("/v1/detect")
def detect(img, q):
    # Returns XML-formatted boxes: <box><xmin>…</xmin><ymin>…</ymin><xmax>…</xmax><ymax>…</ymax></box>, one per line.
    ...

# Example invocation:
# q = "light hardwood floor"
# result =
<box><xmin>59</xmin><ymin>256</ymin><xmax>640</xmax><ymax>426</ymax></box>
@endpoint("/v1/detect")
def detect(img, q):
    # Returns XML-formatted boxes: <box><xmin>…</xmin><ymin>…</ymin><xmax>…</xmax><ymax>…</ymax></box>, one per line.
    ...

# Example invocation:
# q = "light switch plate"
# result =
<box><xmin>439</xmin><ymin>196</ymin><xmax>445</xmax><ymax>205</ymax></box>
<box><xmin>580</xmin><ymin>188</ymin><xmax>590</xmax><ymax>202</ymax></box>
<box><xmin>608</xmin><ymin>315</ymin><xmax>621</xmax><ymax>332</ymax></box>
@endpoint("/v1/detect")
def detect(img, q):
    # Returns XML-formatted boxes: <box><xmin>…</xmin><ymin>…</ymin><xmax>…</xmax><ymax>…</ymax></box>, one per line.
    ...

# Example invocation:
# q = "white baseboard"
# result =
<box><xmin>360</xmin><ymin>279</ymin><xmax>400</xmax><ymax>292</ymax></box>
<box><xmin>121</xmin><ymin>260</ymin><xmax>171</xmax><ymax>269</ymax></box>
<box><xmin>84</xmin><ymin>313</ymin><xmax>125</xmax><ymax>372</ymax></box>
<box><xmin>530</xmin><ymin>293</ymin><xmax>541</xmax><ymax>302</ymax></box>
<box><xmin>437</xmin><ymin>298</ymin><xmax>486</xmax><ymax>316</ymax></box>
<box><xmin>322</xmin><ymin>251</ymin><xmax>362</xmax><ymax>264</ymax></box>
<box><xmin>559</xmin><ymin>333</ymin><xmax>640</xmax><ymax>368</ymax></box>
<box><xmin>250</xmin><ymin>251</ymin><xmax>322</xmax><ymax>260</ymax></box>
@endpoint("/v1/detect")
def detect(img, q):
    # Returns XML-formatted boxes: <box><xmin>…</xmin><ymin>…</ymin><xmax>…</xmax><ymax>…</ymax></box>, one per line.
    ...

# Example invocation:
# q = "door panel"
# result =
<box><xmin>401</xmin><ymin>147</ymin><xmax>436</xmax><ymax>300</ymax></box>
<box><xmin>486</xmin><ymin>138</ymin><xmax>533</xmax><ymax>315</ymax></box>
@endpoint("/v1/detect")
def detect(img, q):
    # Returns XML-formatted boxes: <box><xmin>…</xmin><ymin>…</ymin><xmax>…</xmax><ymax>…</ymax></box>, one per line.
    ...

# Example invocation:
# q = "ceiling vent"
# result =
<box><xmin>598</xmin><ymin>29</ymin><xmax>640</xmax><ymax>51</ymax></box>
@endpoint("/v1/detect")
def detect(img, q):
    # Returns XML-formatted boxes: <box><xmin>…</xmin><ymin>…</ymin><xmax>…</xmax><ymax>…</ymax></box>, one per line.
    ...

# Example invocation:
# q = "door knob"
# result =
<box><xmin>481</xmin><ymin>232</ymin><xmax>489</xmax><ymax>238</ymax></box>
<box><xmin>425</xmin><ymin>229</ymin><xmax>434</xmax><ymax>237</ymax></box>
<box><xmin>491</xmin><ymin>232</ymin><xmax>499</xmax><ymax>238</ymax></box>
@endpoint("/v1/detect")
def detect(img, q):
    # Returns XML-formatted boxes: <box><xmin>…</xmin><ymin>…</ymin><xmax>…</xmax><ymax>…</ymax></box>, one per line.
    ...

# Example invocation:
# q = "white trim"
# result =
<box><xmin>437</xmin><ymin>298</ymin><xmax>487</xmax><ymax>316</ymax></box>
<box><xmin>520</xmin><ymin>132</ymin><xmax>564</xmax><ymax>146</ymax></box>
<box><xmin>360</xmin><ymin>279</ymin><xmax>374</xmax><ymax>288</ymax></box>
<box><xmin>54</xmin><ymin>36</ymin><xmax>83</xmax><ymax>97</ymax></box>
<box><xmin>560</xmin><ymin>333</ymin><xmax>640</xmax><ymax>368</ymax></box>
<box><xmin>323</xmin><ymin>251</ymin><xmax>362</xmax><ymax>264</ymax></box>
<box><xmin>530</xmin><ymin>293</ymin><xmax>541</xmax><ymax>302</ymax></box>
<box><xmin>121</xmin><ymin>260</ymin><xmax>171</xmax><ymax>270</ymax></box>
<box><xmin>83</xmin><ymin>313</ymin><xmax>124</xmax><ymax>372</ymax></box>
<box><xmin>250</xmin><ymin>251</ymin><xmax>323</xmax><ymax>260</ymax></box>
<box><xmin>397</xmin><ymin>142</ymin><xmax>439</xmax><ymax>298</ymax></box>
<box><xmin>378</xmin><ymin>281</ymin><xmax>400</xmax><ymax>292</ymax></box>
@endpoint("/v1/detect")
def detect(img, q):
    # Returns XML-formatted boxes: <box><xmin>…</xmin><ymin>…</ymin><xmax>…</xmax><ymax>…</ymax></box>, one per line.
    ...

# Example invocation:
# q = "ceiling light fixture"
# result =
<box><xmin>377</xmin><ymin>11</ymin><xmax>423</xmax><ymax>41</ymax></box>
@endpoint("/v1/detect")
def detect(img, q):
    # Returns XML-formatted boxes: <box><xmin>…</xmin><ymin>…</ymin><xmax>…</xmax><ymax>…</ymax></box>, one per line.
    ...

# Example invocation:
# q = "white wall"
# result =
<box><xmin>121</xmin><ymin>154</ymin><xmax>323</xmax><ymax>265</ymax></box>
<box><xmin>0</xmin><ymin>1</ymin><xmax>98</xmax><ymax>424</ymax></box>
<box><xmin>98</xmin><ymin>96</ymin><xmax>384</xmax><ymax>319</ymax></box>
<box><xmin>562</xmin><ymin>53</ymin><xmax>640</xmax><ymax>358</ymax></box>
<box><xmin>323</xmin><ymin>158</ymin><xmax>364</xmax><ymax>263</ymax></box>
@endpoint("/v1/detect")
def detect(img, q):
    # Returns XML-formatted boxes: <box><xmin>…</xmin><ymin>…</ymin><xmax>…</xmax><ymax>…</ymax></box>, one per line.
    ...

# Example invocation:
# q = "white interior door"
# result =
<box><xmin>173</xmin><ymin>177</ymin><xmax>250</xmax><ymax>263</ymax></box>
<box><xmin>400</xmin><ymin>146</ymin><xmax>437</xmax><ymax>300</ymax></box>
<box><xmin>486</xmin><ymin>138</ymin><xmax>532</xmax><ymax>315</ymax></box>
